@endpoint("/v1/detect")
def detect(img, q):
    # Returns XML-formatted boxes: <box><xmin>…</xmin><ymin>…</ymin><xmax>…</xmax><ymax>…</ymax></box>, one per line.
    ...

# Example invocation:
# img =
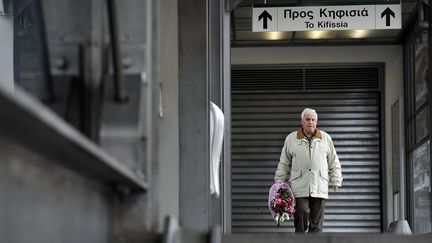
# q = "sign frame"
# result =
<box><xmin>252</xmin><ymin>3</ymin><xmax>401</xmax><ymax>32</ymax></box>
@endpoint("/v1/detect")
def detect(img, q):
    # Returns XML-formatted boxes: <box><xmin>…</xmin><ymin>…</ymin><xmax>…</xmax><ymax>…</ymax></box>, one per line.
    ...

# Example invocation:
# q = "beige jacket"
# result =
<box><xmin>274</xmin><ymin>128</ymin><xmax>343</xmax><ymax>199</ymax></box>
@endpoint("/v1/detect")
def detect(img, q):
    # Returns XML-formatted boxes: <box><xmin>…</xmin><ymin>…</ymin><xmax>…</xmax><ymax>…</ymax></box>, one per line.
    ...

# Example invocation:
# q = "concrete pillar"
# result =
<box><xmin>0</xmin><ymin>6</ymin><xmax>14</xmax><ymax>92</ymax></box>
<box><xmin>179</xmin><ymin>0</ymin><xmax>210</xmax><ymax>232</ymax></box>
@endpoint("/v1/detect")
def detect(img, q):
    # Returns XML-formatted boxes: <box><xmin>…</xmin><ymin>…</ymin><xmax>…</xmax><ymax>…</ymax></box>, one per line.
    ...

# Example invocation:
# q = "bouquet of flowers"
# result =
<box><xmin>268</xmin><ymin>182</ymin><xmax>295</xmax><ymax>227</ymax></box>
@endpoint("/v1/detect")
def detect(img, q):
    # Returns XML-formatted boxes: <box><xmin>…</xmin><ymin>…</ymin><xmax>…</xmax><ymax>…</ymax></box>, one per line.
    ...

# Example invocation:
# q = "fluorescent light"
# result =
<box><xmin>264</xmin><ymin>32</ymin><xmax>284</xmax><ymax>40</ymax></box>
<box><xmin>307</xmin><ymin>31</ymin><xmax>327</xmax><ymax>39</ymax></box>
<box><xmin>351</xmin><ymin>30</ymin><xmax>369</xmax><ymax>38</ymax></box>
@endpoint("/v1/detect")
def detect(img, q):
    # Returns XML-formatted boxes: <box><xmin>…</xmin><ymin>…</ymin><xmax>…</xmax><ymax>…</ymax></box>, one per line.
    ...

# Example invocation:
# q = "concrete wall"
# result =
<box><xmin>0</xmin><ymin>137</ymin><xmax>112</xmax><ymax>243</ymax></box>
<box><xmin>158</xmin><ymin>0</ymin><xmax>179</xmax><ymax>232</ymax></box>
<box><xmin>231</xmin><ymin>45</ymin><xmax>404</xmax><ymax>229</ymax></box>
<box><xmin>0</xmin><ymin>15</ymin><xmax>14</xmax><ymax>91</ymax></box>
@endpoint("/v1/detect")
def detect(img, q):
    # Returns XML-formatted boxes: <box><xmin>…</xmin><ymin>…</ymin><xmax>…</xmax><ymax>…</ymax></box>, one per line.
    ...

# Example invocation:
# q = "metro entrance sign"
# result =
<box><xmin>252</xmin><ymin>4</ymin><xmax>401</xmax><ymax>32</ymax></box>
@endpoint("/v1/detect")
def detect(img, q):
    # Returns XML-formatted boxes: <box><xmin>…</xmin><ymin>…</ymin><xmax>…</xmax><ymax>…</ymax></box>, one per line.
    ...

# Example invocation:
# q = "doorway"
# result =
<box><xmin>229</xmin><ymin>64</ymin><xmax>384</xmax><ymax>233</ymax></box>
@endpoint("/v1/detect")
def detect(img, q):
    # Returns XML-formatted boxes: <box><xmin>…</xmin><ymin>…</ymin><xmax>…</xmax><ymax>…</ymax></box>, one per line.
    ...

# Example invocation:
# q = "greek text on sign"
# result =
<box><xmin>252</xmin><ymin>4</ymin><xmax>401</xmax><ymax>32</ymax></box>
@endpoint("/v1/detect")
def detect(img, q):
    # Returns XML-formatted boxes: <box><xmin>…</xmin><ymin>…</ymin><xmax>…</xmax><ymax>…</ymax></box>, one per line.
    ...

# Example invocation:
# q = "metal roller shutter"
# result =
<box><xmin>231</xmin><ymin>65</ymin><xmax>382</xmax><ymax>233</ymax></box>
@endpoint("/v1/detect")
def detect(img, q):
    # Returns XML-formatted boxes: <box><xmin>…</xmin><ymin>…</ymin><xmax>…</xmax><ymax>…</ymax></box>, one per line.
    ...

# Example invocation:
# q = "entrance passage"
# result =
<box><xmin>230</xmin><ymin>64</ymin><xmax>383</xmax><ymax>233</ymax></box>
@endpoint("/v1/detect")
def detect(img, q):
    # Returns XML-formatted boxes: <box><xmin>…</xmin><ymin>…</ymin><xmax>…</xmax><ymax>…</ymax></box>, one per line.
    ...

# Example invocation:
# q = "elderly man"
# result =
<box><xmin>274</xmin><ymin>108</ymin><xmax>343</xmax><ymax>232</ymax></box>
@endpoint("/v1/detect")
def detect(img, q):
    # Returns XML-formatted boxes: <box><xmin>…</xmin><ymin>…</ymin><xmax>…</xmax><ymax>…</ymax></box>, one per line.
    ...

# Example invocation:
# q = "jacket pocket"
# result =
<box><xmin>319</xmin><ymin>170</ymin><xmax>329</xmax><ymax>182</ymax></box>
<box><xmin>318</xmin><ymin>169</ymin><xmax>329</xmax><ymax>194</ymax></box>
<box><xmin>289</xmin><ymin>170</ymin><xmax>302</xmax><ymax>182</ymax></box>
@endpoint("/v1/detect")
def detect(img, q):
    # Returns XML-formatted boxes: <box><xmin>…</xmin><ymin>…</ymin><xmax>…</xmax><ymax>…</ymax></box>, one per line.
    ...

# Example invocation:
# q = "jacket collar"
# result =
<box><xmin>296</xmin><ymin>128</ymin><xmax>323</xmax><ymax>140</ymax></box>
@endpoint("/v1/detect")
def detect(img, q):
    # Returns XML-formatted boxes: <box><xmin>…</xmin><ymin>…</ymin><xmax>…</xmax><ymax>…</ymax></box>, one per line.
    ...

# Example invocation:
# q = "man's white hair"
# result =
<box><xmin>301</xmin><ymin>108</ymin><xmax>318</xmax><ymax>120</ymax></box>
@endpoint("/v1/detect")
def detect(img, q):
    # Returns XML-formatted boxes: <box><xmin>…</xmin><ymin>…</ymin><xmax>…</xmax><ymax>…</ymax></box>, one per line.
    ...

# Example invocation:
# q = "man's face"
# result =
<box><xmin>301</xmin><ymin>113</ymin><xmax>317</xmax><ymax>136</ymax></box>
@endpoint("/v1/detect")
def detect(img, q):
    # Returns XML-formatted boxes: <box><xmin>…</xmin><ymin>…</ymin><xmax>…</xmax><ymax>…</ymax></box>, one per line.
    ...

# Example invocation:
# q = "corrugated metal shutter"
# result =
<box><xmin>231</xmin><ymin>65</ymin><xmax>382</xmax><ymax>233</ymax></box>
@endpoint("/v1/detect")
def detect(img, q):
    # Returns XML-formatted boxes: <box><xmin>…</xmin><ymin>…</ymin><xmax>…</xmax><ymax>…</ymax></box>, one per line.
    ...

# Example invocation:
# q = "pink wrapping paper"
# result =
<box><xmin>268</xmin><ymin>182</ymin><xmax>295</xmax><ymax>219</ymax></box>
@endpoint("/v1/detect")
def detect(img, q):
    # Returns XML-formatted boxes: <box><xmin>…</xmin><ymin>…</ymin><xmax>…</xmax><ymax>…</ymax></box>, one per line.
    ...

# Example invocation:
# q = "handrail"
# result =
<box><xmin>162</xmin><ymin>217</ymin><xmax>181</xmax><ymax>243</ymax></box>
<box><xmin>0</xmin><ymin>84</ymin><xmax>147</xmax><ymax>193</ymax></box>
<box><xmin>107</xmin><ymin>0</ymin><xmax>129</xmax><ymax>103</ymax></box>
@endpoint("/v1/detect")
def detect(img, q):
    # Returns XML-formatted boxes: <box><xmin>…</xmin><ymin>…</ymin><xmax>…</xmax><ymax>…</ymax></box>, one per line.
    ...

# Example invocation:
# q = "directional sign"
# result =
<box><xmin>252</xmin><ymin>4</ymin><xmax>401</xmax><ymax>32</ymax></box>
<box><xmin>259</xmin><ymin>10</ymin><xmax>272</xmax><ymax>29</ymax></box>
<box><xmin>252</xmin><ymin>7</ymin><xmax>277</xmax><ymax>32</ymax></box>
<box><xmin>375</xmin><ymin>5</ymin><xmax>401</xmax><ymax>29</ymax></box>
<box><xmin>381</xmin><ymin>7</ymin><xmax>395</xmax><ymax>26</ymax></box>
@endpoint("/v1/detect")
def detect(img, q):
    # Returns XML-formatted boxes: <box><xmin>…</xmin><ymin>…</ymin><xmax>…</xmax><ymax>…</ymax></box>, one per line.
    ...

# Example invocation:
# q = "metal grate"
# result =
<box><xmin>232</xmin><ymin>66</ymin><xmax>380</xmax><ymax>90</ymax></box>
<box><xmin>231</xmin><ymin>65</ymin><xmax>382</xmax><ymax>233</ymax></box>
<box><xmin>305</xmin><ymin>67</ymin><xmax>380</xmax><ymax>90</ymax></box>
<box><xmin>231</xmin><ymin>69</ymin><xmax>304</xmax><ymax>90</ymax></box>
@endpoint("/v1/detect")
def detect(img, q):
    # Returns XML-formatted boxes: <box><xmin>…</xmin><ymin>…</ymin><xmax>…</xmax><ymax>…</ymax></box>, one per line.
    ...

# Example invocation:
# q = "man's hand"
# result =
<box><xmin>332</xmin><ymin>186</ymin><xmax>339</xmax><ymax>192</ymax></box>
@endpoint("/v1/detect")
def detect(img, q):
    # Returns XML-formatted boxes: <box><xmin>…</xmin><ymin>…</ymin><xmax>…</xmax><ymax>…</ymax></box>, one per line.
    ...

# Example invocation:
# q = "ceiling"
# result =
<box><xmin>231</xmin><ymin>0</ymin><xmax>419</xmax><ymax>46</ymax></box>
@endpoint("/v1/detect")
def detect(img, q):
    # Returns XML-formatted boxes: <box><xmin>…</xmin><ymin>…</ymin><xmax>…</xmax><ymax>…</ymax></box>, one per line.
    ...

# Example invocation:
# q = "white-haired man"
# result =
<box><xmin>274</xmin><ymin>108</ymin><xmax>343</xmax><ymax>232</ymax></box>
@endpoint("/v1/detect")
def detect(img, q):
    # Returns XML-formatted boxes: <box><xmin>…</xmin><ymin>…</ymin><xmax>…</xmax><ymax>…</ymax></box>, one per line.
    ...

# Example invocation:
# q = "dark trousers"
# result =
<box><xmin>294</xmin><ymin>197</ymin><xmax>325</xmax><ymax>233</ymax></box>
